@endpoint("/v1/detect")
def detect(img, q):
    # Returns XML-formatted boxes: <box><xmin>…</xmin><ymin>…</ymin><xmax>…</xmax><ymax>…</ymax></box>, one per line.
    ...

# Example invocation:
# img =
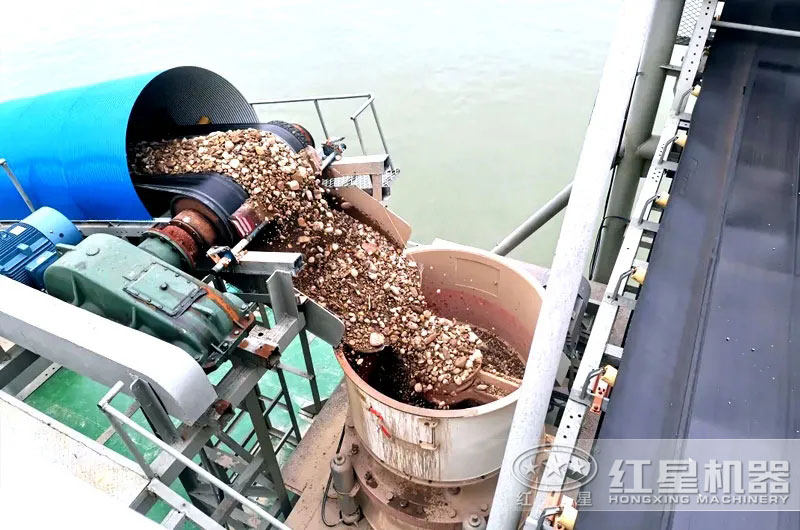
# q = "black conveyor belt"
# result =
<box><xmin>579</xmin><ymin>1</ymin><xmax>800</xmax><ymax>528</ymax></box>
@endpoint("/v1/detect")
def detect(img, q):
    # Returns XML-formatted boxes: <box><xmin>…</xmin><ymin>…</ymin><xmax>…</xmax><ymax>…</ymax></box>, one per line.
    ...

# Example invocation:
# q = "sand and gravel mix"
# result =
<box><xmin>132</xmin><ymin>128</ymin><xmax>523</xmax><ymax>407</ymax></box>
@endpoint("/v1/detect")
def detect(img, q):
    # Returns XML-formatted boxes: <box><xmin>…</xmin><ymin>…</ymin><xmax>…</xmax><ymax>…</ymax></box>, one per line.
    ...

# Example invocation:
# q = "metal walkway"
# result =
<box><xmin>581</xmin><ymin>0</ymin><xmax>800</xmax><ymax>527</ymax></box>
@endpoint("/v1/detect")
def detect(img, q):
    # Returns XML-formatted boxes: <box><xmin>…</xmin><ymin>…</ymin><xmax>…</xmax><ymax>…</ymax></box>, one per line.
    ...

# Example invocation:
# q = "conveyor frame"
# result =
<box><xmin>524</xmin><ymin>0</ymin><xmax>719</xmax><ymax>526</ymax></box>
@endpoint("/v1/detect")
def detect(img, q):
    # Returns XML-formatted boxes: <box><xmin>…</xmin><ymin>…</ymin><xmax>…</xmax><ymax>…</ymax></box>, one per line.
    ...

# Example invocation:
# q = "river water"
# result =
<box><xmin>2</xmin><ymin>0</ymin><xmax>621</xmax><ymax>265</ymax></box>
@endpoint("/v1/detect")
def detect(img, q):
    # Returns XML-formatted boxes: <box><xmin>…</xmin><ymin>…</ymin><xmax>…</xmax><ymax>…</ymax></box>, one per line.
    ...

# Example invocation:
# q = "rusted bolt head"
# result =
<box><xmin>480</xmin><ymin>504</ymin><xmax>489</xmax><ymax>512</ymax></box>
<box><xmin>447</xmin><ymin>507</ymin><xmax>457</xmax><ymax>518</ymax></box>
<box><xmin>350</xmin><ymin>443</ymin><xmax>359</xmax><ymax>455</ymax></box>
<box><xmin>364</xmin><ymin>471</ymin><xmax>373</xmax><ymax>480</ymax></box>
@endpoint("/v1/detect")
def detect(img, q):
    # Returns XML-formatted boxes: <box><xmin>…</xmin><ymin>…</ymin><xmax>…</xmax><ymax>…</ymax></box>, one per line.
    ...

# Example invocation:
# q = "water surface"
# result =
<box><xmin>2</xmin><ymin>0</ymin><xmax>622</xmax><ymax>265</ymax></box>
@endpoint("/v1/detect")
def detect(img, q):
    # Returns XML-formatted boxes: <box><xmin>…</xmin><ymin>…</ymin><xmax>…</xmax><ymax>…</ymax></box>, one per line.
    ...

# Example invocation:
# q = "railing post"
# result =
<box><xmin>313</xmin><ymin>99</ymin><xmax>330</xmax><ymax>139</ymax></box>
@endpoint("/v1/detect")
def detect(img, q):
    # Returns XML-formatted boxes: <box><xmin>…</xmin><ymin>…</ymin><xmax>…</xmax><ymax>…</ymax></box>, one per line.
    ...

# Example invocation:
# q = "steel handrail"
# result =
<box><xmin>251</xmin><ymin>93</ymin><xmax>394</xmax><ymax>171</ymax></box>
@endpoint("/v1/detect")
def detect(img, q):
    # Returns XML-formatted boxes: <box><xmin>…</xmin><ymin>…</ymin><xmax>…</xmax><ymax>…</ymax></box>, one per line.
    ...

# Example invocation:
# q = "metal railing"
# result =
<box><xmin>250</xmin><ymin>93</ymin><xmax>394</xmax><ymax>171</ymax></box>
<box><xmin>98</xmin><ymin>381</ymin><xmax>292</xmax><ymax>530</ymax></box>
<box><xmin>491</xmin><ymin>182</ymin><xmax>573</xmax><ymax>256</ymax></box>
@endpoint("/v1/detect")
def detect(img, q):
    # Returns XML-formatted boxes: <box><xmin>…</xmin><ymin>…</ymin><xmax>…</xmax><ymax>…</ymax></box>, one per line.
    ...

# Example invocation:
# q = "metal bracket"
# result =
<box><xmin>608</xmin><ymin>267</ymin><xmax>635</xmax><ymax>303</ymax></box>
<box><xmin>535</xmin><ymin>507</ymin><xmax>562</xmax><ymax>530</ymax></box>
<box><xmin>635</xmin><ymin>193</ymin><xmax>663</xmax><ymax>232</ymax></box>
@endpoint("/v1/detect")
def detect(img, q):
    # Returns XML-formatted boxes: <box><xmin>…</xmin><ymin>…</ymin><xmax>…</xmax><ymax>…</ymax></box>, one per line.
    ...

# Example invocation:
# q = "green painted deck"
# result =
<box><xmin>23</xmin><ymin>310</ymin><xmax>342</xmax><ymax>524</ymax></box>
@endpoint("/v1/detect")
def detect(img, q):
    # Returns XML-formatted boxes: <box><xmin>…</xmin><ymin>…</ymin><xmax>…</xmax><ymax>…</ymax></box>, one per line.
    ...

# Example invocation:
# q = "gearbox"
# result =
<box><xmin>44</xmin><ymin>233</ymin><xmax>253</xmax><ymax>370</ymax></box>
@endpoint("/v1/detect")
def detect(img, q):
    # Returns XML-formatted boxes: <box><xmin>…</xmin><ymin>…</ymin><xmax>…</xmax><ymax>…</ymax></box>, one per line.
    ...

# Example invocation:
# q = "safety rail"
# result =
<box><xmin>250</xmin><ymin>93</ymin><xmax>394</xmax><ymax>171</ymax></box>
<box><xmin>98</xmin><ymin>381</ymin><xmax>292</xmax><ymax>530</ymax></box>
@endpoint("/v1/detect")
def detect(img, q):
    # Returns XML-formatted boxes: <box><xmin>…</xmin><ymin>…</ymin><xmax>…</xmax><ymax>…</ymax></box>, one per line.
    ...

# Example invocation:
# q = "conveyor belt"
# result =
<box><xmin>580</xmin><ymin>1</ymin><xmax>800</xmax><ymax>528</ymax></box>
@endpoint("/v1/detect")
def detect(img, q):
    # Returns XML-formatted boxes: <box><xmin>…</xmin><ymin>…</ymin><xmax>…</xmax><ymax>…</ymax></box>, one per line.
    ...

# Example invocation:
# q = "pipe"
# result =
<box><xmin>1</xmin><ymin>159</ymin><xmax>35</xmax><ymax>213</ymax></box>
<box><xmin>491</xmin><ymin>183</ymin><xmax>572</xmax><ymax>256</ymax></box>
<box><xmin>712</xmin><ymin>19</ymin><xmax>800</xmax><ymax>38</ymax></box>
<box><xmin>635</xmin><ymin>134</ymin><xmax>661</xmax><ymax>160</ymax></box>
<box><xmin>591</xmin><ymin>0</ymin><xmax>687</xmax><ymax>282</ymax></box>
<box><xmin>486</xmin><ymin>0</ymin><xmax>660</xmax><ymax>528</ymax></box>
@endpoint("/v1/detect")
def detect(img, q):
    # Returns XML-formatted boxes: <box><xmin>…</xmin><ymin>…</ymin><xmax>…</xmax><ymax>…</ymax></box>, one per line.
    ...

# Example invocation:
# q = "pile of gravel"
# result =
<box><xmin>133</xmin><ymin>129</ymin><xmax>523</xmax><ymax>407</ymax></box>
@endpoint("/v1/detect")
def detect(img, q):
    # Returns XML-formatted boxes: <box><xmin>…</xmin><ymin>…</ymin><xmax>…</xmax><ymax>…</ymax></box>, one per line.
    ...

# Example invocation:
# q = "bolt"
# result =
<box><xmin>470</xmin><ymin>514</ymin><xmax>481</xmax><ymax>524</ymax></box>
<box><xmin>400</xmin><ymin>500</ymin><xmax>409</xmax><ymax>508</ymax></box>
<box><xmin>350</xmin><ymin>443</ymin><xmax>359</xmax><ymax>455</ymax></box>
<box><xmin>387</xmin><ymin>492</ymin><xmax>394</xmax><ymax>501</ymax></box>
<box><xmin>159</xmin><ymin>282</ymin><xmax>169</xmax><ymax>291</ymax></box>
<box><xmin>447</xmin><ymin>506</ymin><xmax>457</xmax><ymax>518</ymax></box>
<box><xmin>233</xmin><ymin>330</ymin><xmax>240</xmax><ymax>335</ymax></box>
<box><xmin>333</xmin><ymin>454</ymin><xmax>346</xmax><ymax>465</ymax></box>
<box><xmin>448</xmin><ymin>486</ymin><xmax>461</xmax><ymax>495</ymax></box>
<box><xmin>480</xmin><ymin>504</ymin><xmax>489</xmax><ymax>512</ymax></box>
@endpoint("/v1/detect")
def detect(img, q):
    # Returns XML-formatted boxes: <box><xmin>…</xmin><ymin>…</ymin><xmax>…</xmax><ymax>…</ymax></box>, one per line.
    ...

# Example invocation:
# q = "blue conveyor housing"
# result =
<box><xmin>0</xmin><ymin>66</ymin><xmax>258</xmax><ymax>221</ymax></box>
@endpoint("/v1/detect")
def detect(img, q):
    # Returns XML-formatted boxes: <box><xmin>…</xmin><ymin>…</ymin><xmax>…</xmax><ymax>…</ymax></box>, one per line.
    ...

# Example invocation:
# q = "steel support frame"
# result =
<box><xmin>524</xmin><ymin>2</ymin><xmax>717</xmax><ymax>527</ymax></box>
<box><xmin>127</xmin><ymin>270</ymin><xmax>327</xmax><ymax>527</ymax></box>
<box><xmin>486</xmin><ymin>1</ymin><xmax>663</xmax><ymax>528</ymax></box>
<box><xmin>592</xmin><ymin>0</ymin><xmax>689</xmax><ymax>282</ymax></box>
<box><xmin>125</xmin><ymin>363</ymin><xmax>287</xmax><ymax>520</ymax></box>
<box><xmin>101</xmin><ymin>380</ymin><xmax>292</xmax><ymax>530</ymax></box>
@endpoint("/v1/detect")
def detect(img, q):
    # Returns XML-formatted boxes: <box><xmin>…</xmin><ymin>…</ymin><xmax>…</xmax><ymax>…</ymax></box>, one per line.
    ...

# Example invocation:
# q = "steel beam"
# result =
<box><xmin>487</xmin><ymin>0</ymin><xmax>661</xmax><ymax>527</ymax></box>
<box><xmin>592</xmin><ymin>0</ymin><xmax>687</xmax><ymax>282</ymax></box>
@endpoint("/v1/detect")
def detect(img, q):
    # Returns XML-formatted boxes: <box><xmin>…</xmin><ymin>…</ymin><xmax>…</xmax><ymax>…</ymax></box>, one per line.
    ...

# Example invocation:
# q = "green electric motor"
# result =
<box><xmin>44</xmin><ymin>233</ymin><xmax>251</xmax><ymax>370</ymax></box>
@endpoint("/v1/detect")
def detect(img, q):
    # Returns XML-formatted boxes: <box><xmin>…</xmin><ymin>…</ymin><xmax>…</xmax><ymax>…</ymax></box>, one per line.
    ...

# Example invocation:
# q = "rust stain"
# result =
<box><xmin>201</xmin><ymin>285</ymin><xmax>251</xmax><ymax>328</ymax></box>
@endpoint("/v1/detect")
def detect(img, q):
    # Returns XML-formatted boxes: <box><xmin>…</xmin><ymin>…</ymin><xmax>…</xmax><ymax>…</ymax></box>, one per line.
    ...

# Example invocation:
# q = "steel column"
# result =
<box><xmin>487</xmin><ymin>0</ymin><xmax>661</xmax><ymax>527</ymax></box>
<box><xmin>592</xmin><ymin>0</ymin><xmax>687</xmax><ymax>282</ymax></box>
<box><xmin>243</xmin><ymin>389</ymin><xmax>293</xmax><ymax>517</ymax></box>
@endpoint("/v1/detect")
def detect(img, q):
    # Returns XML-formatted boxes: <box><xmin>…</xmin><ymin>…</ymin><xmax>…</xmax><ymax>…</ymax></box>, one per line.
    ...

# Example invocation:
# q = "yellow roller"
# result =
<box><xmin>555</xmin><ymin>506</ymin><xmax>578</xmax><ymax>530</ymax></box>
<box><xmin>655</xmin><ymin>192</ymin><xmax>670</xmax><ymax>208</ymax></box>
<box><xmin>632</xmin><ymin>267</ymin><xmax>647</xmax><ymax>285</ymax></box>
<box><xmin>601</xmin><ymin>365</ymin><xmax>618</xmax><ymax>386</ymax></box>
<box><xmin>675</xmin><ymin>131</ymin><xmax>688</xmax><ymax>148</ymax></box>
<box><xmin>691</xmin><ymin>85</ymin><xmax>702</xmax><ymax>97</ymax></box>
